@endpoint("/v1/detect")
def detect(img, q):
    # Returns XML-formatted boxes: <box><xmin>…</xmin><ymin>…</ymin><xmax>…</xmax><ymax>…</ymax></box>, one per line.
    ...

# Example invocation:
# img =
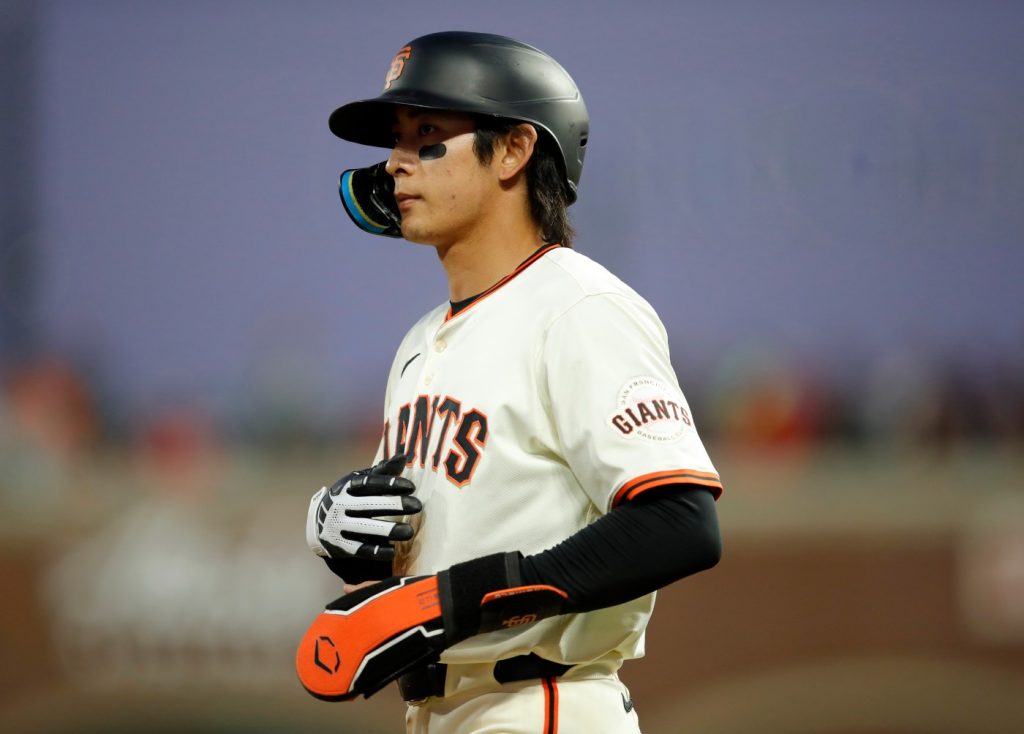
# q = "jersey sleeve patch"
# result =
<box><xmin>607</xmin><ymin>376</ymin><xmax>693</xmax><ymax>443</ymax></box>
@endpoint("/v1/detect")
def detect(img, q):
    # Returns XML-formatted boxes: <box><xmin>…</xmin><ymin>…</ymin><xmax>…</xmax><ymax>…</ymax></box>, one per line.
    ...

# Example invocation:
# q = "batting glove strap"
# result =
<box><xmin>438</xmin><ymin>552</ymin><xmax>569</xmax><ymax>645</ymax></box>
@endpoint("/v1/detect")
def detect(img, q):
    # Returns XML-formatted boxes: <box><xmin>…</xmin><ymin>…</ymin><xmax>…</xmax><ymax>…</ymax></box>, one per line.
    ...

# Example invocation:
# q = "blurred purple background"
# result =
<box><xmin>3</xmin><ymin>0</ymin><xmax>1021</xmax><ymax>442</ymax></box>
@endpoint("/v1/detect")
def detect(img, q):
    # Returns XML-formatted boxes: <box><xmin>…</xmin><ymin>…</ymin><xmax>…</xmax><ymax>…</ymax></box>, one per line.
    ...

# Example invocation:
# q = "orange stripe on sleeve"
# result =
<box><xmin>480</xmin><ymin>584</ymin><xmax>569</xmax><ymax>606</ymax></box>
<box><xmin>612</xmin><ymin>468</ymin><xmax>723</xmax><ymax>508</ymax></box>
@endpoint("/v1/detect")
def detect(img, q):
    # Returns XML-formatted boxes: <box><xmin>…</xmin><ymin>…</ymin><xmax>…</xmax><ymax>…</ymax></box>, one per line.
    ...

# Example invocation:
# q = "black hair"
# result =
<box><xmin>473</xmin><ymin>119</ymin><xmax>575</xmax><ymax>248</ymax></box>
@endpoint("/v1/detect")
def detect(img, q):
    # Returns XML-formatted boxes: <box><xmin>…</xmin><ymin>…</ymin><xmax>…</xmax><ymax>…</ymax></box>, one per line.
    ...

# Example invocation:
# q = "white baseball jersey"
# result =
<box><xmin>373</xmin><ymin>244</ymin><xmax>722</xmax><ymax>669</ymax></box>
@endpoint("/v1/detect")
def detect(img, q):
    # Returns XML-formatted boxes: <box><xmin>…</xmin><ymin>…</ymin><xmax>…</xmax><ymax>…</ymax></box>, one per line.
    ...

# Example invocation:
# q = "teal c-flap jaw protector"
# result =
<box><xmin>338</xmin><ymin>162</ymin><xmax>402</xmax><ymax>238</ymax></box>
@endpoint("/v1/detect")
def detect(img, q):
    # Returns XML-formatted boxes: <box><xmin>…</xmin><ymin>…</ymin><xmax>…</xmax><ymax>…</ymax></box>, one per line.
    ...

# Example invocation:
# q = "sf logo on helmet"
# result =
<box><xmin>384</xmin><ymin>45</ymin><xmax>412</xmax><ymax>90</ymax></box>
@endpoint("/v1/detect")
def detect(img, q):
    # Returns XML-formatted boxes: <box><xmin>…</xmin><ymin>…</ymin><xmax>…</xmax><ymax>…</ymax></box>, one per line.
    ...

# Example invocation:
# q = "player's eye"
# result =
<box><xmin>388</xmin><ymin>124</ymin><xmax>436</xmax><ymax>146</ymax></box>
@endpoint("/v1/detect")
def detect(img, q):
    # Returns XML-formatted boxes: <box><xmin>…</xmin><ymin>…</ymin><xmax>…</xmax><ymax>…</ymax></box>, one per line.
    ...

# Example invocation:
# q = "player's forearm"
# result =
<box><xmin>520</xmin><ymin>486</ymin><xmax>721</xmax><ymax>613</ymax></box>
<box><xmin>298</xmin><ymin>487</ymin><xmax>721</xmax><ymax>700</ymax></box>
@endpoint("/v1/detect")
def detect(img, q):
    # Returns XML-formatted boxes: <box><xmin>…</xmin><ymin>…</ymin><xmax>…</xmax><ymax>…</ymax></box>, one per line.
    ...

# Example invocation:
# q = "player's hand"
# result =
<box><xmin>306</xmin><ymin>454</ymin><xmax>421</xmax><ymax>563</ymax></box>
<box><xmin>296</xmin><ymin>553</ymin><xmax>569</xmax><ymax>701</ymax></box>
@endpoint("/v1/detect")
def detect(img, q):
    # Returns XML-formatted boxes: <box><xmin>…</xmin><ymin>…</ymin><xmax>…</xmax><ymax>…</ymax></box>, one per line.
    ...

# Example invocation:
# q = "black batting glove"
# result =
<box><xmin>305</xmin><ymin>454</ymin><xmax>422</xmax><ymax>563</ymax></box>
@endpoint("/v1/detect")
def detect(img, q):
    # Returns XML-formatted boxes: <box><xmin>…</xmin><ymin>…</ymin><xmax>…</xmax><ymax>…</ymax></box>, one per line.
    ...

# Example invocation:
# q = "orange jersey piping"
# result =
<box><xmin>543</xmin><ymin>676</ymin><xmax>559</xmax><ymax>734</ymax></box>
<box><xmin>612</xmin><ymin>468</ymin><xmax>723</xmax><ymax>508</ymax></box>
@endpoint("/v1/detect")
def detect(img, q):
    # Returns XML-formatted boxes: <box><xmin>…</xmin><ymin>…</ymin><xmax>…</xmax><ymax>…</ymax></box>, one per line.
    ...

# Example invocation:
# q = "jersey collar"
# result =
<box><xmin>443</xmin><ymin>243</ymin><xmax>562</xmax><ymax>323</ymax></box>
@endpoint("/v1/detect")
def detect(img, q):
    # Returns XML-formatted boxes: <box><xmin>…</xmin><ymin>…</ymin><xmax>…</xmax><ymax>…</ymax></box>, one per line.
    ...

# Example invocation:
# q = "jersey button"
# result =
<box><xmin>434</xmin><ymin>339</ymin><xmax>447</xmax><ymax>353</ymax></box>
<box><xmin>424</xmin><ymin>373</ymin><xmax>434</xmax><ymax>386</ymax></box>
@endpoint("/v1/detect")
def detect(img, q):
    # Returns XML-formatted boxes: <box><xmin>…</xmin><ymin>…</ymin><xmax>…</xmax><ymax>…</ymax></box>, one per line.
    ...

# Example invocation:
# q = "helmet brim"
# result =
<box><xmin>329</xmin><ymin>90</ymin><xmax>507</xmax><ymax>149</ymax></box>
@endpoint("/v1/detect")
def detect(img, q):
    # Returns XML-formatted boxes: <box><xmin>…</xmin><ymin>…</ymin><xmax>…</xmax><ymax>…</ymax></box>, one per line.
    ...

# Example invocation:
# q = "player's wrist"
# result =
<box><xmin>438</xmin><ymin>552</ymin><xmax>569</xmax><ymax>645</ymax></box>
<box><xmin>324</xmin><ymin>555</ymin><xmax>393</xmax><ymax>584</ymax></box>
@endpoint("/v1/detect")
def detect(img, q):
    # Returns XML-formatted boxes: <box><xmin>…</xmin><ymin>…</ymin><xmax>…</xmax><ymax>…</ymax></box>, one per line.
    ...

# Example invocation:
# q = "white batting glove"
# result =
<box><xmin>306</xmin><ymin>454</ymin><xmax>421</xmax><ymax>563</ymax></box>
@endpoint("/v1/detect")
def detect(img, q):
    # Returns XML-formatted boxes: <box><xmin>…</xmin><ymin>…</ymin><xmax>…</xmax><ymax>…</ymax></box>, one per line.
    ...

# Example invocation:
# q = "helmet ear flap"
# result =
<box><xmin>338</xmin><ymin>162</ymin><xmax>402</xmax><ymax>238</ymax></box>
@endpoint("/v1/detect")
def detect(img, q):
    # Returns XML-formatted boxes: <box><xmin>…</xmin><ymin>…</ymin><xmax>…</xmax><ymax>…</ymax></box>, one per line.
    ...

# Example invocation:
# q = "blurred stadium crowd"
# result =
<box><xmin>2</xmin><ymin>341</ymin><xmax>1021</xmax><ymax>502</ymax></box>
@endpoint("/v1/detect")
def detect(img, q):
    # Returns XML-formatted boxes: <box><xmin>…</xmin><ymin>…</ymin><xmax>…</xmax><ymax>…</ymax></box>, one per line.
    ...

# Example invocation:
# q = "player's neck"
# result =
<box><xmin>435</xmin><ymin>207</ymin><xmax>543</xmax><ymax>302</ymax></box>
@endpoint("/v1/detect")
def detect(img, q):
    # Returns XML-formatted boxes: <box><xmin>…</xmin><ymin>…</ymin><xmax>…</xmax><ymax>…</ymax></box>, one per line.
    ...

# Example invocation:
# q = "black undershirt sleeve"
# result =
<box><xmin>324</xmin><ymin>556</ymin><xmax>391</xmax><ymax>585</ymax></box>
<box><xmin>519</xmin><ymin>485</ymin><xmax>721</xmax><ymax>613</ymax></box>
<box><xmin>324</xmin><ymin>484</ymin><xmax>722</xmax><ymax>607</ymax></box>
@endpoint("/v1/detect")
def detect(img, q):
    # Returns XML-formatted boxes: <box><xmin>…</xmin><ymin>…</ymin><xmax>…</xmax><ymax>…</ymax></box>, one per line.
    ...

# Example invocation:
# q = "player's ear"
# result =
<box><xmin>497</xmin><ymin>123</ymin><xmax>538</xmax><ymax>183</ymax></box>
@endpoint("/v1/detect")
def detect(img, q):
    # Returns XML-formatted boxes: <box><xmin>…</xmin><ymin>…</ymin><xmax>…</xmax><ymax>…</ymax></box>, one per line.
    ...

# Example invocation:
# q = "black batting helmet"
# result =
<box><xmin>329</xmin><ymin>31</ymin><xmax>589</xmax><ymax>203</ymax></box>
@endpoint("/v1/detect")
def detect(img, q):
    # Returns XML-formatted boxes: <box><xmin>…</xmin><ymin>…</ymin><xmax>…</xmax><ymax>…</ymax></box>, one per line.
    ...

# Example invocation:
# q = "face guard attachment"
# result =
<box><xmin>338</xmin><ymin>162</ymin><xmax>402</xmax><ymax>238</ymax></box>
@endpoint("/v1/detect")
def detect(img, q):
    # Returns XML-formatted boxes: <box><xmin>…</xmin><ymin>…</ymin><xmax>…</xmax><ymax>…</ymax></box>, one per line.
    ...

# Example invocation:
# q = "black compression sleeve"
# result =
<box><xmin>519</xmin><ymin>486</ymin><xmax>721</xmax><ymax>613</ymax></box>
<box><xmin>324</xmin><ymin>556</ymin><xmax>392</xmax><ymax>584</ymax></box>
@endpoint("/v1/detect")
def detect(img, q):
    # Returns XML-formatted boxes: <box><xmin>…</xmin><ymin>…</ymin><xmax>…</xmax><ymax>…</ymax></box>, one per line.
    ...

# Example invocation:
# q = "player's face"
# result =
<box><xmin>385</xmin><ymin>107</ymin><xmax>498</xmax><ymax>247</ymax></box>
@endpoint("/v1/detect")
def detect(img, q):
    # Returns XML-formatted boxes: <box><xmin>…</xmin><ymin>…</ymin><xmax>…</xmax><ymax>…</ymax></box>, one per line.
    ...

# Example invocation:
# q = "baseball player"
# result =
<box><xmin>298</xmin><ymin>31</ymin><xmax>723</xmax><ymax>734</ymax></box>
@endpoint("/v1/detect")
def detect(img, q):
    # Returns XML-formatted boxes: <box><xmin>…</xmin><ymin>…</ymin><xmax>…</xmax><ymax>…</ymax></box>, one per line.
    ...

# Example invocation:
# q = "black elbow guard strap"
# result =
<box><xmin>437</xmin><ymin>552</ymin><xmax>568</xmax><ymax>645</ymax></box>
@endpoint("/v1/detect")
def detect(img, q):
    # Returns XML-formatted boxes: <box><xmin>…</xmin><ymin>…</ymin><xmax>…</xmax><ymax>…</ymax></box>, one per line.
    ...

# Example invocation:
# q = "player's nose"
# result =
<box><xmin>386</xmin><ymin>143</ymin><xmax>417</xmax><ymax>178</ymax></box>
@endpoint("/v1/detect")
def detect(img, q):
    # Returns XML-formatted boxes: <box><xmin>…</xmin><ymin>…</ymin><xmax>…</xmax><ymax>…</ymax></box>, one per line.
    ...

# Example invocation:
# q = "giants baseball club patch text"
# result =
<box><xmin>609</xmin><ymin>376</ymin><xmax>692</xmax><ymax>442</ymax></box>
